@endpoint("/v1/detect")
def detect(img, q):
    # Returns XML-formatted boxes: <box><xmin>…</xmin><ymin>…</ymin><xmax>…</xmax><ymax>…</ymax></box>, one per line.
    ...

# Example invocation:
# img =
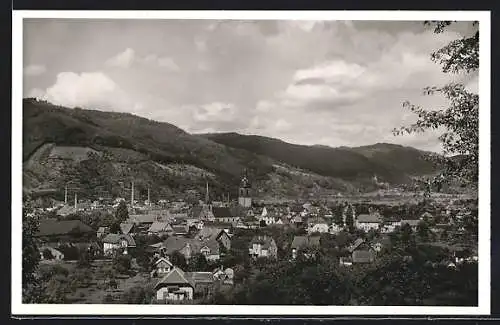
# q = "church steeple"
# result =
<box><xmin>238</xmin><ymin>170</ymin><xmax>252</xmax><ymax>208</ymax></box>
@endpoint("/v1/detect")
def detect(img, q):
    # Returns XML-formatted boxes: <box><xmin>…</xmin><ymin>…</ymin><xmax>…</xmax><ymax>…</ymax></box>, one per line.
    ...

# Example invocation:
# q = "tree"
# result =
<box><xmin>333</xmin><ymin>208</ymin><xmax>344</xmax><ymax>228</ymax></box>
<box><xmin>42</xmin><ymin>248</ymin><xmax>54</xmax><ymax>260</ymax></box>
<box><xmin>113</xmin><ymin>254</ymin><xmax>132</xmax><ymax>274</ymax></box>
<box><xmin>417</xmin><ymin>220</ymin><xmax>431</xmax><ymax>242</ymax></box>
<box><xmin>170</xmin><ymin>251</ymin><xmax>188</xmax><ymax>269</ymax></box>
<box><xmin>189</xmin><ymin>253</ymin><xmax>209</xmax><ymax>272</ymax></box>
<box><xmin>394</xmin><ymin>21</ymin><xmax>479</xmax><ymax>188</ymax></box>
<box><xmin>22</xmin><ymin>200</ymin><xmax>42</xmax><ymax>303</ymax></box>
<box><xmin>115</xmin><ymin>201</ymin><xmax>129</xmax><ymax>223</ymax></box>
<box><xmin>345</xmin><ymin>205</ymin><xmax>355</xmax><ymax>232</ymax></box>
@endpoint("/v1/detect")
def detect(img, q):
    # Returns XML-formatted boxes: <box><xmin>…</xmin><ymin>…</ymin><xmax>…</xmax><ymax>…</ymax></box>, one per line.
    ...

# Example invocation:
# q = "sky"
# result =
<box><xmin>23</xmin><ymin>19</ymin><xmax>478</xmax><ymax>153</ymax></box>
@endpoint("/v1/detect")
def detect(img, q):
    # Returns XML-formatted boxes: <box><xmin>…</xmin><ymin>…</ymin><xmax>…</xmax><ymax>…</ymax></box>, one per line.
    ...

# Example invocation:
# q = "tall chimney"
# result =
<box><xmin>74</xmin><ymin>192</ymin><xmax>77</xmax><ymax>210</ymax></box>
<box><xmin>148</xmin><ymin>187</ymin><xmax>151</xmax><ymax>207</ymax></box>
<box><xmin>64</xmin><ymin>185</ymin><xmax>68</xmax><ymax>205</ymax></box>
<box><xmin>205</xmin><ymin>181</ymin><xmax>209</xmax><ymax>204</ymax></box>
<box><xmin>131</xmin><ymin>181</ymin><xmax>135</xmax><ymax>208</ymax></box>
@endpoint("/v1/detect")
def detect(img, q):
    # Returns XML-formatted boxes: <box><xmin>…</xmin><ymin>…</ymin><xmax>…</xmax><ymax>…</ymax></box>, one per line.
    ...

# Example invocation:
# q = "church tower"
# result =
<box><xmin>238</xmin><ymin>171</ymin><xmax>252</xmax><ymax>208</ymax></box>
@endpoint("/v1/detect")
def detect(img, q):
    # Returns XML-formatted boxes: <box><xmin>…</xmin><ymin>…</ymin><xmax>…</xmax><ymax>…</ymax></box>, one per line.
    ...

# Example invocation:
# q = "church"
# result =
<box><xmin>238</xmin><ymin>173</ymin><xmax>252</xmax><ymax>208</ymax></box>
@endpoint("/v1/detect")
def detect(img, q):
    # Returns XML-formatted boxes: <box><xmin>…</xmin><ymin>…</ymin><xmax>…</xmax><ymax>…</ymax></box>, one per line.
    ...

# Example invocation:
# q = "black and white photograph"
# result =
<box><xmin>12</xmin><ymin>10</ymin><xmax>490</xmax><ymax>315</ymax></box>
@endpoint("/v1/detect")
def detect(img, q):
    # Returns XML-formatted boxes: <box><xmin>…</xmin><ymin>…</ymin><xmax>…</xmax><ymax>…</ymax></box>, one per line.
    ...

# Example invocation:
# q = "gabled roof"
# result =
<box><xmin>308</xmin><ymin>216</ymin><xmax>327</xmax><ymax>225</ymax></box>
<box><xmin>163</xmin><ymin>236</ymin><xmax>220</xmax><ymax>255</ymax></box>
<box><xmin>171</xmin><ymin>225</ymin><xmax>188</xmax><ymax>234</ymax></box>
<box><xmin>97</xmin><ymin>226</ymin><xmax>109</xmax><ymax>233</ymax></box>
<box><xmin>291</xmin><ymin>236</ymin><xmax>321</xmax><ymax>249</ymax></box>
<box><xmin>170</xmin><ymin>213</ymin><xmax>189</xmax><ymax>220</ymax></box>
<box><xmin>212</xmin><ymin>207</ymin><xmax>232</xmax><ymax>218</ymax></box>
<box><xmin>195</xmin><ymin>227</ymin><xmax>225</xmax><ymax>241</ymax></box>
<box><xmin>120</xmin><ymin>223</ymin><xmax>134</xmax><ymax>234</ymax></box>
<box><xmin>357</xmin><ymin>214</ymin><xmax>382</xmax><ymax>223</ymax></box>
<box><xmin>401</xmin><ymin>219</ymin><xmax>420</xmax><ymax>227</ymax></box>
<box><xmin>155</xmin><ymin>267</ymin><xmax>194</xmax><ymax>289</ymax></box>
<box><xmin>154</xmin><ymin>257</ymin><xmax>173</xmax><ymax>267</ymax></box>
<box><xmin>148</xmin><ymin>221</ymin><xmax>173</xmax><ymax>233</ymax></box>
<box><xmin>348</xmin><ymin>238</ymin><xmax>365</xmax><ymax>253</ymax></box>
<box><xmin>249</xmin><ymin>235</ymin><xmax>276</xmax><ymax>249</ymax></box>
<box><xmin>36</xmin><ymin>220</ymin><xmax>94</xmax><ymax>237</ymax></box>
<box><xmin>102</xmin><ymin>233</ymin><xmax>136</xmax><ymax>247</ymax></box>
<box><xmin>352</xmin><ymin>250</ymin><xmax>374</xmax><ymax>263</ymax></box>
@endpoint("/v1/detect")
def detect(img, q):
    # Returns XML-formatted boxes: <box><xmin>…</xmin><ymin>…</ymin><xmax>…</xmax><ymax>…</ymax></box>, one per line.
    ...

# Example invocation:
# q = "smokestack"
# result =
<box><xmin>131</xmin><ymin>181</ymin><xmax>134</xmax><ymax>208</ymax></box>
<box><xmin>64</xmin><ymin>186</ymin><xmax>68</xmax><ymax>205</ymax></box>
<box><xmin>148</xmin><ymin>187</ymin><xmax>151</xmax><ymax>207</ymax></box>
<box><xmin>205</xmin><ymin>181</ymin><xmax>209</xmax><ymax>204</ymax></box>
<box><xmin>74</xmin><ymin>192</ymin><xmax>77</xmax><ymax>210</ymax></box>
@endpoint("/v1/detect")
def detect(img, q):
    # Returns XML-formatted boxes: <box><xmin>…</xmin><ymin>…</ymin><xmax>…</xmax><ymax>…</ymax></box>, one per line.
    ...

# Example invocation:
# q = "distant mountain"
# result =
<box><xmin>200</xmin><ymin>133</ymin><xmax>442</xmax><ymax>184</ymax></box>
<box><xmin>22</xmin><ymin>99</ymin><xmax>442</xmax><ymax>201</ymax></box>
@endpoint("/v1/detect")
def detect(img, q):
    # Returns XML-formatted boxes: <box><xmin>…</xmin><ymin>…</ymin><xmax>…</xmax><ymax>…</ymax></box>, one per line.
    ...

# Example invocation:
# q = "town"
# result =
<box><xmin>23</xmin><ymin>172</ymin><xmax>478</xmax><ymax>305</ymax></box>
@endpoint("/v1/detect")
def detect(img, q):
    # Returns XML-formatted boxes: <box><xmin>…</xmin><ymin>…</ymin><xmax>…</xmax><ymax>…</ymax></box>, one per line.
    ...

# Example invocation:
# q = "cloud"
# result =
<box><xmin>106</xmin><ymin>48</ymin><xmax>179</xmax><ymax>71</ymax></box>
<box><xmin>24</xmin><ymin>64</ymin><xmax>47</xmax><ymax>76</ymax></box>
<box><xmin>35</xmin><ymin>71</ymin><xmax>138</xmax><ymax>111</ymax></box>
<box><xmin>106</xmin><ymin>48</ymin><xmax>135</xmax><ymax>68</ymax></box>
<box><xmin>193</xmin><ymin>102</ymin><xmax>237</xmax><ymax>122</ymax></box>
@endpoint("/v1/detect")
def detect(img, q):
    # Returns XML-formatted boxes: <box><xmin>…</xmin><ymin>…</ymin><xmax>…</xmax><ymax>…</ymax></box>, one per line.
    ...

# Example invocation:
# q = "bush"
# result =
<box><xmin>113</xmin><ymin>254</ymin><xmax>132</xmax><ymax>274</ymax></box>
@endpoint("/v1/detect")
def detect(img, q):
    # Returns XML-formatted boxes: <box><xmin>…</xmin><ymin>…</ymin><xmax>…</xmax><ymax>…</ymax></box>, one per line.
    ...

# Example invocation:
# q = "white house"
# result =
<box><xmin>155</xmin><ymin>267</ymin><xmax>194</xmax><ymax>301</ymax></box>
<box><xmin>248</xmin><ymin>235</ymin><xmax>278</xmax><ymax>259</ymax></box>
<box><xmin>356</xmin><ymin>214</ymin><xmax>382</xmax><ymax>232</ymax></box>
<box><xmin>307</xmin><ymin>217</ymin><xmax>329</xmax><ymax>234</ymax></box>
<box><xmin>151</xmin><ymin>257</ymin><xmax>174</xmax><ymax>277</ymax></box>
<box><xmin>102</xmin><ymin>233</ymin><xmax>136</xmax><ymax>256</ymax></box>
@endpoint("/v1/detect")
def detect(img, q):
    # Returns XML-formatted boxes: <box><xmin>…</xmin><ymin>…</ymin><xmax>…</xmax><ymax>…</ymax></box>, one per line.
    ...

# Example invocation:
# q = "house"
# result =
<box><xmin>248</xmin><ymin>235</ymin><xmax>278</xmax><ymax>259</ymax></box>
<box><xmin>401</xmin><ymin>219</ymin><xmax>420</xmax><ymax>231</ymax></box>
<box><xmin>260</xmin><ymin>207</ymin><xmax>280</xmax><ymax>225</ymax></box>
<box><xmin>155</xmin><ymin>267</ymin><xmax>195</xmax><ymax>301</ymax></box>
<box><xmin>185</xmin><ymin>271</ymin><xmax>216</xmax><ymax>297</ymax></box>
<box><xmin>148</xmin><ymin>222</ymin><xmax>174</xmax><ymax>236</ymax></box>
<box><xmin>352</xmin><ymin>250</ymin><xmax>375</xmax><ymax>264</ymax></box>
<box><xmin>307</xmin><ymin>217</ymin><xmax>329</xmax><ymax>234</ymax></box>
<box><xmin>212</xmin><ymin>267</ymin><xmax>235</xmax><ymax>285</ymax></box>
<box><xmin>97</xmin><ymin>226</ymin><xmax>109</xmax><ymax>238</ymax></box>
<box><xmin>39</xmin><ymin>246</ymin><xmax>65</xmax><ymax>260</ymax></box>
<box><xmin>170</xmin><ymin>213</ymin><xmax>189</xmax><ymax>223</ymax></box>
<box><xmin>151</xmin><ymin>257</ymin><xmax>174</xmax><ymax>277</ymax></box>
<box><xmin>171</xmin><ymin>224</ymin><xmax>189</xmax><ymax>237</ymax></box>
<box><xmin>329</xmin><ymin>223</ymin><xmax>343</xmax><ymax>234</ymax></box>
<box><xmin>356</xmin><ymin>214</ymin><xmax>382</xmax><ymax>232</ymax></box>
<box><xmin>380</xmin><ymin>220</ymin><xmax>401</xmax><ymax>233</ymax></box>
<box><xmin>290</xmin><ymin>215</ymin><xmax>303</xmax><ymax>226</ymax></box>
<box><xmin>290</xmin><ymin>236</ymin><xmax>320</xmax><ymax>259</ymax></box>
<box><xmin>371</xmin><ymin>236</ymin><xmax>392</xmax><ymax>253</ymax></box>
<box><xmin>186</xmin><ymin>219</ymin><xmax>204</xmax><ymax>230</ymax></box>
<box><xmin>195</xmin><ymin>227</ymin><xmax>231</xmax><ymax>251</ymax></box>
<box><xmin>36</xmin><ymin>220</ymin><xmax>95</xmax><ymax>244</ymax></box>
<box><xmin>212</xmin><ymin>207</ymin><xmax>240</xmax><ymax>224</ymax></box>
<box><xmin>162</xmin><ymin>236</ymin><xmax>220</xmax><ymax>261</ymax></box>
<box><xmin>128</xmin><ymin>214</ymin><xmax>167</xmax><ymax>232</ymax></box>
<box><xmin>102</xmin><ymin>233</ymin><xmax>136</xmax><ymax>256</ymax></box>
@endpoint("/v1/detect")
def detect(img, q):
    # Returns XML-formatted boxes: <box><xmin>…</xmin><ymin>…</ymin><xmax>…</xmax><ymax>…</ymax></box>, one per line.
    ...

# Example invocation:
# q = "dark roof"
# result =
<box><xmin>162</xmin><ymin>236</ymin><xmax>219</xmax><ymax>255</ymax></box>
<box><xmin>36</xmin><ymin>220</ymin><xmax>94</xmax><ymax>237</ymax></box>
<box><xmin>195</xmin><ymin>227</ymin><xmax>225</xmax><ymax>241</ymax></box>
<box><xmin>171</xmin><ymin>225</ymin><xmax>188</xmax><ymax>234</ymax></box>
<box><xmin>120</xmin><ymin>223</ymin><xmax>134</xmax><ymax>234</ymax></box>
<box><xmin>352</xmin><ymin>250</ymin><xmax>374</xmax><ymax>263</ymax></box>
<box><xmin>155</xmin><ymin>267</ymin><xmax>194</xmax><ymax>289</ymax></box>
<box><xmin>102</xmin><ymin>233</ymin><xmax>136</xmax><ymax>247</ymax></box>
<box><xmin>148</xmin><ymin>221</ymin><xmax>173</xmax><ymax>233</ymax></box>
<box><xmin>291</xmin><ymin>236</ymin><xmax>321</xmax><ymax>249</ymax></box>
<box><xmin>213</xmin><ymin>207</ymin><xmax>232</xmax><ymax>218</ymax></box>
<box><xmin>357</xmin><ymin>214</ymin><xmax>382</xmax><ymax>223</ymax></box>
<box><xmin>348</xmin><ymin>238</ymin><xmax>365</xmax><ymax>253</ymax></box>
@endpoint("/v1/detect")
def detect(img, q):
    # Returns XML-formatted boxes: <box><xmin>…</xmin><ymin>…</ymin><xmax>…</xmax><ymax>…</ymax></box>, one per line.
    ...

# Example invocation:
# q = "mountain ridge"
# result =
<box><xmin>22</xmin><ymin>98</ymin><xmax>442</xmax><ymax>200</ymax></box>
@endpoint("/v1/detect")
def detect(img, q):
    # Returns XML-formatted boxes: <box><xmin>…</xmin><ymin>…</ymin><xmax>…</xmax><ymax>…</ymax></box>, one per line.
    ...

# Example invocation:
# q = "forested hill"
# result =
<box><xmin>23</xmin><ymin>98</ymin><xmax>442</xmax><ymax>200</ymax></box>
<box><xmin>200</xmin><ymin>132</ymin><xmax>441</xmax><ymax>184</ymax></box>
